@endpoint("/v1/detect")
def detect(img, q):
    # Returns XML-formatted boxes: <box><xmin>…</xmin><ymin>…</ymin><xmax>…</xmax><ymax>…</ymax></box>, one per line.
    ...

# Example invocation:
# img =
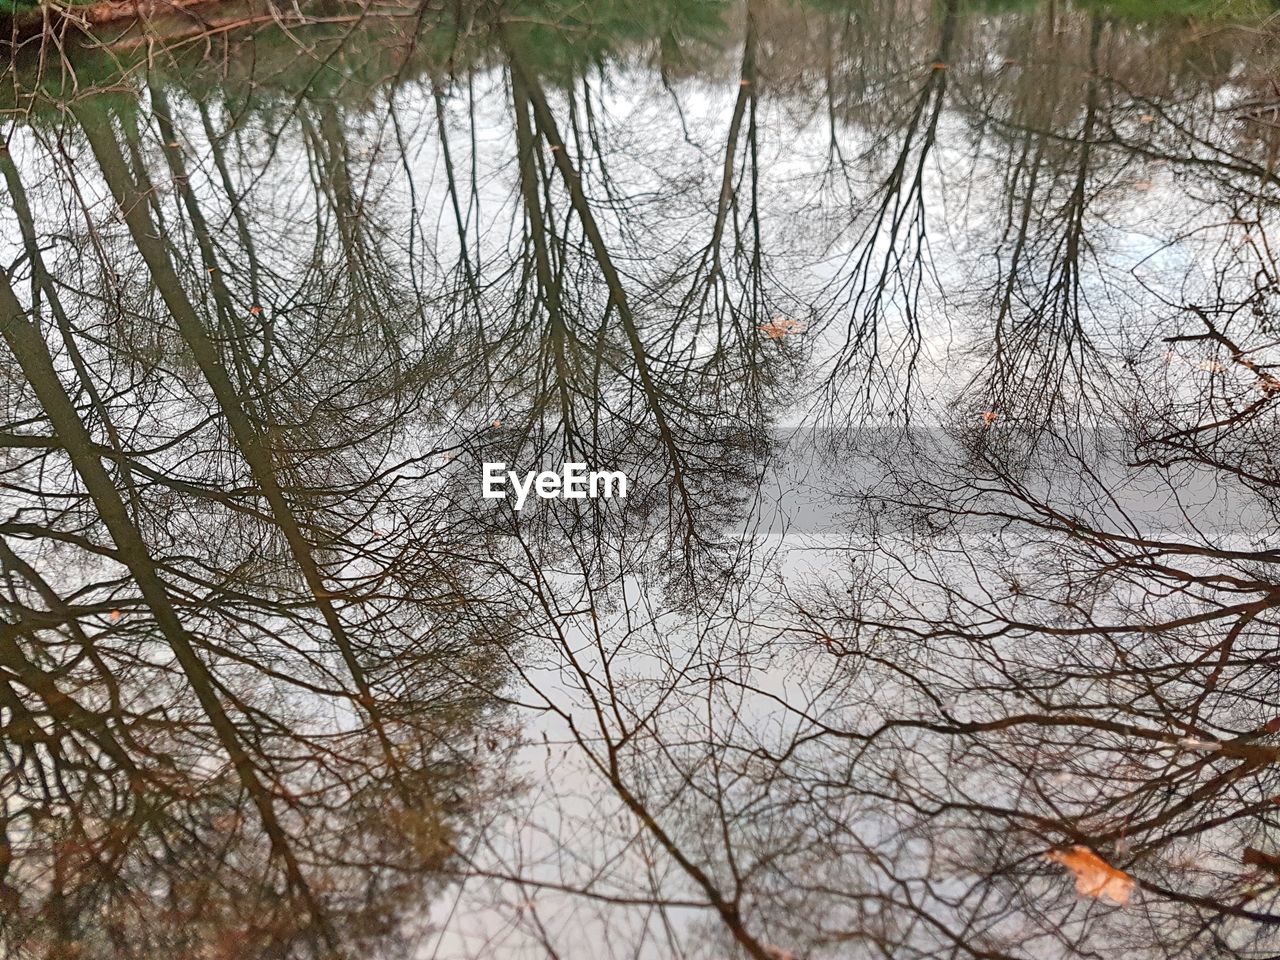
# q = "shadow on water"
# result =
<box><xmin>4</xmin><ymin>0</ymin><xmax>1280</xmax><ymax>956</ymax></box>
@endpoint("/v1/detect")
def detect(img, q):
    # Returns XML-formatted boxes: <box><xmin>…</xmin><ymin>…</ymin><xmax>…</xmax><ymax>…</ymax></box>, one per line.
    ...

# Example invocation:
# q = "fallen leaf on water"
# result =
<box><xmin>981</xmin><ymin>410</ymin><xmax>998</xmax><ymax>427</ymax></box>
<box><xmin>109</xmin><ymin>610</ymin><xmax>122</xmax><ymax>622</ymax></box>
<box><xmin>930</xmin><ymin>61</ymin><xmax>948</xmax><ymax>71</ymax></box>
<box><xmin>759</xmin><ymin>316</ymin><xmax>806</xmax><ymax>339</ymax></box>
<box><xmin>1045</xmin><ymin>846</ymin><xmax>1134</xmax><ymax>905</ymax></box>
<box><xmin>249</xmin><ymin>305</ymin><xmax>263</xmax><ymax>316</ymax></box>
<box><xmin>212</xmin><ymin>812</ymin><xmax>245</xmax><ymax>833</ymax></box>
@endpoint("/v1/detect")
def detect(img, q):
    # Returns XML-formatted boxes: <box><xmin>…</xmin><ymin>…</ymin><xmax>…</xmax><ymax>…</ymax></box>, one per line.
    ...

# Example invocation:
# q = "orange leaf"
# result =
<box><xmin>109</xmin><ymin>610</ymin><xmax>122</xmax><ymax>622</ymax></box>
<box><xmin>759</xmin><ymin>317</ymin><xmax>805</xmax><ymax>340</ymax></box>
<box><xmin>249</xmin><ymin>305</ymin><xmax>263</xmax><ymax>316</ymax></box>
<box><xmin>1045</xmin><ymin>846</ymin><xmax>1134</xmax><ymax>905</ymax></box>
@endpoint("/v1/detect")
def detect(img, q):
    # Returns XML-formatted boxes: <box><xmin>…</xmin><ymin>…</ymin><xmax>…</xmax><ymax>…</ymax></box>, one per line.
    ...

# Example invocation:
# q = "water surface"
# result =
<box><xmin>3</xmin><ymin>2</ymin><xmax>1280</xmax><ymax>957</ymax></box>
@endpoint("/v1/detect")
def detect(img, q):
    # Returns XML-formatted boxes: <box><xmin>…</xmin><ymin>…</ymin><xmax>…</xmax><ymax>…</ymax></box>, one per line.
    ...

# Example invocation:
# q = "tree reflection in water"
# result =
<box><xmin>3</xmin><ymin>0</ymin><xmax>1280</xmax><ymax>957</ymax></box>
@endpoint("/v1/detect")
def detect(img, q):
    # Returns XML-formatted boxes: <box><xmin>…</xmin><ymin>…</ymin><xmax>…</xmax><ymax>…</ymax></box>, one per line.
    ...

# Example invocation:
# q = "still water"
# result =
<box><xmin>2</xmin><ymin>1</ymin><xmax>1280</xmax><ymax>957</ymax></box>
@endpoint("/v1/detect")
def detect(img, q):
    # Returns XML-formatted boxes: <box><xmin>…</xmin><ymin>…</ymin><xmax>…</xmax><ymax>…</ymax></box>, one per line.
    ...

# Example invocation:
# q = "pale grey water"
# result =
<box><xmin>3</xmin><ymin>2</ymin><xmax>1280</xmax><ymax>958</ymax></box>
